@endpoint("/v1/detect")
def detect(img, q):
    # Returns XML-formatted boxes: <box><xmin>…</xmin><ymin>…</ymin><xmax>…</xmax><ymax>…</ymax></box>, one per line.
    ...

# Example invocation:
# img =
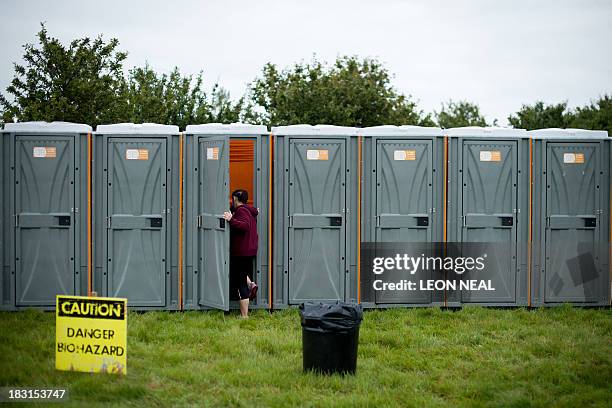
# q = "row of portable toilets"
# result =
<box><xmin>0</xmin><ymin>122</ymin><xmax>610</xmax><ymax>310</ymax></box>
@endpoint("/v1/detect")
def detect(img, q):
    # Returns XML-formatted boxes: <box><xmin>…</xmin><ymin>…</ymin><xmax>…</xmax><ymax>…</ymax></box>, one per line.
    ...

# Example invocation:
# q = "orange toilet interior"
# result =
<box><xmin>229</xmin><ymin>139</ymin><xmax>255</xmax><ymax>206</ymax></box>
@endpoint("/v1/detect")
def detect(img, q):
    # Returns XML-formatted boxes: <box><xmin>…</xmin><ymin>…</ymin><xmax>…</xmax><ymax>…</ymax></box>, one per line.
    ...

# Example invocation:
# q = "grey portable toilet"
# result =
<box><xmin>359</xmin><ymin>125</ymin><xmax>446</xmax><ymax>307</ymax></box>
<box><xmin>93</xmin><ymin>123</ymin><xmax>181</xmax><ymax>310</ymax></box>
<box><xmin>446</xmin><ymin>127</ymin><xmax>530</xmax><ymax>307</ymax></box>
<box><xmin>528</xmin><ymin>128</ymin><xmax>611</xmax><ymax>306</ymax></box>
<box><xmin>1</xmin><ymin>122</ymin><xmax>91</xmax><ymax>310</ymax></box>
<box><xmin>272</xmin><ymin>125</ymin><xmax>359</xmax><ymax>308</ymax></box>
<box><xmin>182</xmin><ymin>123</ymin><xmax>271</xmax><ymax>311</ymax></box>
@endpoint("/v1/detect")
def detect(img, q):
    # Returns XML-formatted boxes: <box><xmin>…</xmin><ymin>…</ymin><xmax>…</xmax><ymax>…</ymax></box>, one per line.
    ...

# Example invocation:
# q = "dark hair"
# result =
<box><xmin>232</xmin><ymin>189</ymin><xmax>248</xmax><ymax>204</ymax></box>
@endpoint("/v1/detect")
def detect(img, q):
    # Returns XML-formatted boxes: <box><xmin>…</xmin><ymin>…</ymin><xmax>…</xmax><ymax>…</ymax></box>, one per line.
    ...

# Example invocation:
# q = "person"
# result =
<box><xmin>223</xmin><ymin>189</ymin><xmax>259</xmax><ymax>318</ymax></box>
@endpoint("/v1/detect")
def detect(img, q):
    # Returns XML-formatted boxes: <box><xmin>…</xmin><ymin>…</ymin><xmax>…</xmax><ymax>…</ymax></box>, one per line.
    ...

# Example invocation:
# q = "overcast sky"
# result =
<box><xmin>1</xmin><ymin>0</ymin><xmax>611</xmax><ymax>125</ymax></box>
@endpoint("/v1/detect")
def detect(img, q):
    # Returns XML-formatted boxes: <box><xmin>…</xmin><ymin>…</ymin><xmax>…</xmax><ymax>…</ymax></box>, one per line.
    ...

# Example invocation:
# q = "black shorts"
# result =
<box><xmin>230</xmin><ymin>256</ymin><xmax>254</xmax><ymax>300</ymax></box>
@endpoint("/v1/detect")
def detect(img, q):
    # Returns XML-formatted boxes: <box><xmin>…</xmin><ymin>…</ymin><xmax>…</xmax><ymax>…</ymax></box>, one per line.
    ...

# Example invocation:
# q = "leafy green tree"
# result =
<box><xmin>0</xmin><ymin>25</ymin><xmax>252</xmax><ymax>129</ymax></box>
<box><xmin>507</xmin><ymin>101</ymin><xmax>572</xmax><ymax>130</ymax></box>
<box><xmin>248</xmin><ymin>56</ymin><xmax>433</xmax><ymax>127</ymax></box>
<box><xmin>434</xmin><ymin>100</ymin><xmax>488</xmax><ymax>128</ymax></box>
<box><xmin>1</xmin><ymin>24</ymin><xmax>127</xmax><ymax>126</ymax></box>
<box><xmin>121</xmin><ymin>65</ymin><xmax>252</xmax><ymax>129</ymax></box>
<box><xmin>207</xmin><ymin>84</ymin><xmax>257</xmax><ymax>125</ymax></box>
<box><xmin>570</xmin><ymin>95</ymin><xmax>612</xmax><ymax>136</ymax></box>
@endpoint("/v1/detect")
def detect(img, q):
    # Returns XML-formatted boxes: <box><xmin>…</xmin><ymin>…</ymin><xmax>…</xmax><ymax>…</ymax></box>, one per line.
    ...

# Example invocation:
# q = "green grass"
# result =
<box><xmin>0</xmin><ymin>306</ymin><xmax>611</xmax><ymax>407</ymax></box>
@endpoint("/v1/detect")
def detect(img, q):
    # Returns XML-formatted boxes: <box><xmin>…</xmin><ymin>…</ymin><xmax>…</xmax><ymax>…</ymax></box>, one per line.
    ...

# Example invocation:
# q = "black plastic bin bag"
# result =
<box><xmin>299</xmin><ymin>302</ymin><xmax>363</xmax><ymax>374</ymax></box>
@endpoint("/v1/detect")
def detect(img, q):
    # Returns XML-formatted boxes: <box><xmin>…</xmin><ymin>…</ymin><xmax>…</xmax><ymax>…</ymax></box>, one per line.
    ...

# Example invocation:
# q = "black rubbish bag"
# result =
<box><xmin>299</xmin><ymin>302</ymin><xmax>363</xmax><ymax>375</ymax></box>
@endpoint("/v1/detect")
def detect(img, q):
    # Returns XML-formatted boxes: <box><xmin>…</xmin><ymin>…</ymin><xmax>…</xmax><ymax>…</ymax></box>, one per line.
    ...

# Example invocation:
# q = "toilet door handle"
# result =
<box><xmin>328</xmin><ymin>216</ymin><xmax>342</xmax><ymax>226</ymax></box>
<box><xmin>415</xmin><ymin>216</ymin><xmax>429</xmax><ymax>226</ymax></box>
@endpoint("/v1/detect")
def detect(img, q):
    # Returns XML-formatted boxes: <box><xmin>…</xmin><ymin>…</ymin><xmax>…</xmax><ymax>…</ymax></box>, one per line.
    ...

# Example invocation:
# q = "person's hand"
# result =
<box><xmin>223</xmin><ymin>211</ymin><xmax>232</xmax><ymax>221</ymax></box>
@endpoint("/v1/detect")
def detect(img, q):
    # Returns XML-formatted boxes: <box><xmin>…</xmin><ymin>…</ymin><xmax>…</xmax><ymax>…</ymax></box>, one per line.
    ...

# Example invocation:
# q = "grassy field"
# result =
<box><xmin>0</xmin><ymin>306</ymin><xmax>611</xmax><ymax>407</ymax></box>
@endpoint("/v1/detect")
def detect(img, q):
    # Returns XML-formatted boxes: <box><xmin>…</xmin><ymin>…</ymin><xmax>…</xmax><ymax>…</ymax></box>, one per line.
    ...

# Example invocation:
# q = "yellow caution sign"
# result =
<box><xmin>56</xmin><ymin>295</ymin><xmax>127</xmax><ymax>375</ymax></box>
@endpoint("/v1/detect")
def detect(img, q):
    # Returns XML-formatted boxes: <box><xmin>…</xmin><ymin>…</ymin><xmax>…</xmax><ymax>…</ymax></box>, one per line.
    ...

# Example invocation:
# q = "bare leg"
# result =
<box><xmin>239</xmin><ymin>298</ymin><xmax>249</xmax><ymax>318</ymax></box>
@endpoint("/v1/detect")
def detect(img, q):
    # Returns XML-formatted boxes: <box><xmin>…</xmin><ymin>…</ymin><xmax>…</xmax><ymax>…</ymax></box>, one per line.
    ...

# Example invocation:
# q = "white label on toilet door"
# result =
<box><xmin>126</xmin><ymin>149</ymin><xmax>139</xmax><ymax>160</ymax></box>
<box><xmin>479</xmin><ymin>150</ymin><xmax>501</xmax><ymax>162</ymax></box>
<box><xmin>306</xmin><ymin>149</ymin><xmax>319</xmax><ymax>160</ymax></box>
<box><xmin>394</xmin><ymin>150</ymin><xmax>416</xmax><ymax>161</ymax></box>
<box><xmin>563</xmin><ymin>153</ymin><xmax>584</xmax><ymax>164</ymax></box>
<box><xmin>126</xmin><ymin>149</ymin><xmax>148</xmax><ymax>160</ymax></box>
<box><xmin>207</xmin><ymin>147</ymin><xmax>219</xmax><ymax>160</ymax></box>
<box><xmin>306</xmin><ymin>149</ymin><xmax>328</xmax><ymax>160</ymax></box>
<box><xmin>33</xmin><ymin>146</ymin><xmax>57</xmax><ymax>158</ymax></box>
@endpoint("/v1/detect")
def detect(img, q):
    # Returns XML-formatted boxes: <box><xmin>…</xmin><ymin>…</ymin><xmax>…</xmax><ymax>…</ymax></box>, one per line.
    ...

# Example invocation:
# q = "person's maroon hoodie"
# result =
<box><xmin>229</xmin><ymin>204</ymin><xmax>259</xmax><ymax>257</ymax></box>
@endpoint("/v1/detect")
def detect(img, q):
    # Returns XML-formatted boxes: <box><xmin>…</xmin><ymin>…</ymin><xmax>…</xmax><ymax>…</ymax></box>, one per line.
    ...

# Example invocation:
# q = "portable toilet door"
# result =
<box><xmin>446</xmin><ymin>127</ymin><xmax>530</xmax><ymax>307</ymax></box>
<box><xmin>94</xmin><ymin>123</ymin><xmax>180</xmax><ymax>310</ymax></box>
<box><xmin>2</xmin><ymin>122</ymin><xmax>91</xmax><ymax>310</ymax></box>
<box><xmin>182</xmin><ymin>123</ymin><xmax>270</xmax><ymax>311</ymax></box>
<box><xmin>272</xmin><ymin>125</ymin><xmax>359</xmax><ymax>308</ymax></box>
<box><xmin>359</xmin><ymin>126</ymin><xmax>445</xmax><ymax>307</ymax></box>
<box><xmin>529</xmin><ymin>129</ymin><xmax>611</xmax><ymax>306</ymax></box>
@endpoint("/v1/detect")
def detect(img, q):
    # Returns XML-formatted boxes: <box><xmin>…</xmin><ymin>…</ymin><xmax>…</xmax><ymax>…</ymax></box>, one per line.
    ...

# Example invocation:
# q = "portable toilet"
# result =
<box><xmin>272</xmin><ymin>125</ymin><xmax>359</xmax><ymax>308</ymax></box>
<box><xmin>182</xmin><ymin>123</ymin><xmax>271</xmax><ymax>311</ymax></box>
<box><xmin>1</xmin><ymin>122</ymin><xmax>91</xmax><ymax>310</ymax></box>
<box><xmin>358</xmin><ymin>125</ymin><xmax>446</xmax><ymax>307</ymax></box>
<box><xmin>528</xmin><ymin>128</ymin><xmax>611</xmax><ymax>306</ymax></box>
<box><xmin>93</xmin><ymin>123</ymin><xmax>181</xmax><ymax>310</ymax></box>
<box><xmin>445</xmin><ymin>127</ymin><xmax>530</xmax><ymax>307</ymax></box>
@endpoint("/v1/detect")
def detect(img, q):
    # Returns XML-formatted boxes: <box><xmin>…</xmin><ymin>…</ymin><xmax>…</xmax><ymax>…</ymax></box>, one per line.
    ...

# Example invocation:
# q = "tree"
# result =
<box><xmin>0</xmin><ymin>25</ymin><xmax>253</xmax><ymax>129</ymax></box>
<box><xmin>1</xmin><ymin>24</ymin><xmax>127</xmax><ymax>126</ymax></box>
<box><xmin>434</xmin><ymin>100</ymin><xmax>488</xmax><ymax>128</ymax></box>
<box><xmin>570</xmin><ymin>95</ymin><xmax>612</xmax><ymax>136</ymax></box>
<box><xmin>248</xmin><ymin>56</ymin><xmax>433</xmax><ymax>127</ymax></box>
<box><xmin>121</xmin><ymin>65</ymin><xmax>253</xmax><ymax>129</ymax></box>
<box><xmin>206</xmin><ymin>84</ymin><xmax>257</xmax><ymax>125</ymax></box>
<box><xmin>507</xmin><ymin>101</ymin><xmax>571</xmax><ymax>130</ymax></box>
